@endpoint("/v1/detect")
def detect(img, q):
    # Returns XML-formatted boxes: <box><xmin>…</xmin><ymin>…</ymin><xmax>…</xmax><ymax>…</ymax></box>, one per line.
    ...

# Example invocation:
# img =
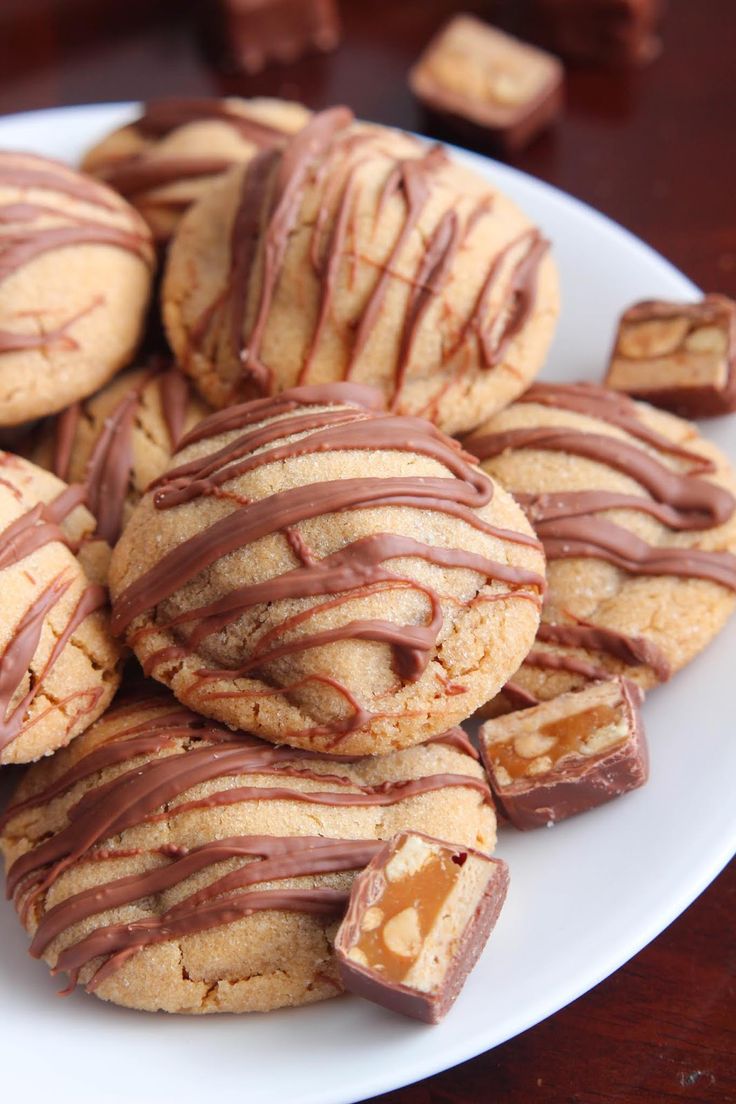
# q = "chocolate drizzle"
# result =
<box><xmin>536</xmin><ymin>621</ymin><xmax>671</xmax><ymax>682</ymax></box>
<box><xmin>0</xmin><ymin>485</ymin><xmax>106</xmax><ymax>752</ymax></box>
<box><xmin>451</xmin><ymin>230</ymin><xmax>548</xmax><ymax>372</ymax></box>
<box><xmin>183</xmin><ymin>108</ymin><xmax>548</xmax><ymax>409</ymax></box>
<box><xmin>237</xmin><ymin>107</ymin><xmax>354</xmax><ymax>389</ymax></box>
<box><xmin>50</xmin><ymin>361</ymin><xmax>196</xmax><ymax>545</ymax></box>
<box><xmin>470</xmin><ymin>426</ymin><xmax>732</xmax><ymax>530</ymax></box>
<box><xmin>0</xmin><ymin>152</ymin><xmax>153</xmax><ymax>356</ymax></box>
<box><xmin>347</xmin><ymin>144</ymin><xmax>448</xmax><ymax>374</ymax></box>
<box><xmin>465</xmin><ymin>382</ymin><xmax>736</xmax><ymax>591</ymax></box>
<box><xmin>97</xmin><ymin>157</ymin><xmax>236</xmax><ymax>200</ymax></box>
<box><xmin>111</xmin><ymin>383</ymin><xmax>543</xmax><ymax>744</ymax></box>
<box><xmin>3</xmin><ymin>695</ymin><xmax>490</xmax><ymax>993</ymax></box>
<box><xmin>464</xmin><ymin>381</ymin><xmax>736</xmax><ymax>688</ymax></box>
<box><xmin>94</xmin><ymin>98</ymin><xmax>295</xmax><ymax>204</ymax></box>
<box><xmin>137</xmin><ymin>99</ymin><xmax>291</xmax><ymax>145</ymax></box>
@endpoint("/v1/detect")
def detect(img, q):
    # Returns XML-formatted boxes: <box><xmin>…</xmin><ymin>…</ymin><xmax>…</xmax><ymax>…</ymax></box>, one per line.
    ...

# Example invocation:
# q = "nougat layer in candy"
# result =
<box><xmin>605</xmin><ymin>295</ymin><xmax>736</xmax><ymax>417</ymax></box>
<box><xmin>534</xmin><ymin>0</ymin><xmax>667</xmax><ymax>67</ymax></box>
<box><xmin>479</xmin><ymin>678</ymin><xmax>648</xmax><ymax>829</ymax></box>
<box><xmin>409</xmin><ymin>15</ymin><xmax>563</xmax><ymax>153</ymax></box>
<box><xmin>335</xmin><ymin>832</ymin><xmax>509</xmax><ymax>1023</ymax></box>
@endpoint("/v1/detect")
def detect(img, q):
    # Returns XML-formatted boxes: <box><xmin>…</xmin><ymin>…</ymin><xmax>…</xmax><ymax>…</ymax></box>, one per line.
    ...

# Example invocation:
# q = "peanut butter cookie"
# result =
<box><xmin>162</xmin><ymin>107</ymin><xmax>559</xmax><ymax>435</ymax></box>
<box><xmin>30</xmin><ymin>360</ymin><xmax>210</xmax><ymax>544</ymax></box>
<box><xmin>465</xmin><ymin>382</ymin><xmax>736</xmax><ymax>708</ymax></box>
<box><xmin>0</xmin><ymin>152</ymin><xmax>155</xmax><ymax>426</ymax></box>
<box><xmin>82</xmin><ymin>97</ymin><xmax>311</xmax><ymax>244</ymax></box>
<box><xmin>0</xmin><ymin>690</ymin><xmax>494</xmax><ymax>1013</ymax></box>
<box><xmin>109</xmin><ymin>383</ymin><xmax>545</xmax><ymax>755</ymax></box>
<box><xmin>0</xmin><ymin>453</ymin><xmax>121</xmax><ymax>764</ymax></box>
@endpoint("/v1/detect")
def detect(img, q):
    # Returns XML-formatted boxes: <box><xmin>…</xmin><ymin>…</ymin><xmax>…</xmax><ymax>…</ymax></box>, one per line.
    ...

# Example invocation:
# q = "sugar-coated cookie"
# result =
<box><xmin>0</xmin><ymin>690</ymin><xmax>494</xmax><ymax>1013</ymax></box>
<box><xmin>0</xmin><ymin>152</ymin><xmax>155</xmax><ymax>426</ymax></box>
<box><xmin>465</xmin><ymin>382</ymin><xmax>736</xmax><ymax>707</ymax></box>
<box><xmin>108</xmin><ymin>383</ymin><xmax>545</xmax><ymax>755</ymax></box>
<box><xmin>82</xmin><ymin>97</ymin><xmax>311</xmax><ymax>243</ymax></box>
<box><xmin>0</xmin><ymin>453</ymin><xmax>121</xmax><ymax>764</ymax></box>
<box><xmin>30</xmin><ymin>360</ymin><xmax>210</xmax><ymax>544</ymax></box>
<box><xmin>162</xmin><ymin>106</ymin><xmax>559</xmax><ymax>435</ymax></box>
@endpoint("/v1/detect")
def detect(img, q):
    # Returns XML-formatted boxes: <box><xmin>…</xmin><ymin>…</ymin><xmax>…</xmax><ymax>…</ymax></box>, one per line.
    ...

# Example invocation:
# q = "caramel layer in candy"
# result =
<box><xmin>479</xmin><ymin>678</ymin><xmax>648</xmax><ymax>829</ymax></box>
<box><xmin>605</xmin><ymin>295</ymin><xmax>736</xmax><ymax>417</ymax></box>
<box><xmin>534</xmin><ymin>0</ymin><xmax>667</xmax><ymax>67</ymax></box>
<box><xmin>214</xmin><ymin>0</ymin><xmax>340</xmax><ymax>74</ymax></box>
<box><xmin>335</xmin><ymin>831</ymin><xmax>508</xmax><ymax>1023</ymax></box>
<box><xmin>409</xmin><ymin>15</ymin><xmax>563</xmax><ymax>154</ymax></box>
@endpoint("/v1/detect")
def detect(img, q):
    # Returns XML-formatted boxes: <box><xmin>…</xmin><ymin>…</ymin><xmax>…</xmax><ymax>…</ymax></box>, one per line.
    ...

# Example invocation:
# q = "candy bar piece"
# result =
<box><xmin>409</xmin><ymin>15</ymin><xmax>563</xmax><ymax>154</ymax></box>
<box><xmin>605</xmin><ymin>295</ymin><xmax>736</xmax><ymax>417</ymax></box>
<box><xmin>479</xmin><ymin>678</ymin><xmax>648</xmax><ymax>829</ymax></box>
<box><xmin>534</xmin><ymin>0</ymin><xmax>667</xmax><ymax>67</ymax></box>
<box><xmin>335</xmin><ymin>832</ymin><xmax>509</xmax><ymax>1023</ymax></box>
<box><xmin>214</xmin><ymin>0</ymin><xmax>340</xmax><ymax>74</ymax></box>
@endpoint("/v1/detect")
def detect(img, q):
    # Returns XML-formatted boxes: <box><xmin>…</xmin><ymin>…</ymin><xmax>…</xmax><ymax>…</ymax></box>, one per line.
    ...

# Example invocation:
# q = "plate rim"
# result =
<box><xmin>0</xmin><ymin>100</ymin><xmax>733</xmax><ymax>1104</ymax></box>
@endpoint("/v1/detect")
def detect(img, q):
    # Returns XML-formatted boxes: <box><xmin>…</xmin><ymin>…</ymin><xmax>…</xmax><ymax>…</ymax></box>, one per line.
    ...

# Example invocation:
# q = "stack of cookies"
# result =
<box><xmin>1</xmin><ymin>99</ymin><xmax>734</xmax><ymax>1024</ymax></box>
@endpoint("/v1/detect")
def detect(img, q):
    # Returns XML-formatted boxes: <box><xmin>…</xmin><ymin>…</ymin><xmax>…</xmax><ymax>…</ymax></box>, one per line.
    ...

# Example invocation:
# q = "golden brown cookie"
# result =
<box><xmin>0</xmin><ymin>689</ymin><xmax>494</xmax><ymax>1014</ymax></box>
<box><xmin>0</xmin><ymin>453</ymin><xmax>121</xmax><ymax>765</ymax></box>
<box><xmin>464</xmin><ymin>382</ymin><xmax>736</xmax><ymax>708</ymax></box>
<box><xmin>108</xmin><ymin>382</ymin><xmax>545</xmax><ymax>755</ymax></box>
<box><xmin>29</xmin><ymin>359</ymin><xmax>210</xmax><ymax>544</ymax></box>
<box><xmin>0</xmin><ymin>151</ymin><xmax>155</xmax><ymax>427</ymax></box>
<box><xmin>82</xmin><ymin>97</ymin><xmax>312</xmax><ymax>243</ymax></box>
<box><xmin>162</xmin><ymin>106</ymin><xmax>559</xmax><ymax>435</ymax></box>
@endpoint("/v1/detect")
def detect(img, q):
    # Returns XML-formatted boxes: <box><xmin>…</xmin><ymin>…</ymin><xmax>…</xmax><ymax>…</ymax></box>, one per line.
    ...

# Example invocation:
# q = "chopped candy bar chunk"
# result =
<box><xmin>335</xmin><ymin>831</ymin><xmax>508</xmax><ymax>1023</ymax></box>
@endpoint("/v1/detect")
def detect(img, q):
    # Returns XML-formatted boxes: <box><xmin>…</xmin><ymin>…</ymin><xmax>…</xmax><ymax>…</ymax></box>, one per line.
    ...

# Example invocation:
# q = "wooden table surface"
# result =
<box><xmin>0</xmin><ymin>1</ymin><xmax>734</xmax><ymax>1101</ymax></box>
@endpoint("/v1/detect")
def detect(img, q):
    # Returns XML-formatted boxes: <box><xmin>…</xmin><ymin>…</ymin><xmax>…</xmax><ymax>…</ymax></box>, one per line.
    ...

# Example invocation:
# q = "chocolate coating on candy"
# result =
<box><xmin>110</xmin><ymin>382</ymin><xmax>544</xmax><ymax>752</ymax></box>
<box><xmin>2</xmin><ymin>692</ymin><xmax>492</xmax><ymax>1001</ymax></box>
<box><xmin>534</xmin><ymin>0</ymin><xmax>667</xmax><ymax>67</ymax></box>
<box><xmin>213</xmin><ymin>0</ymin><xmax>341</xmax><ymax>75</ymax></box>
<box><xmin>409</xmin><ymin>15</ymin><xmax>564</xmax><ymax>154</ymax></box>
<box><xmin>335</xmin><ymin>831</ymin><xmax>509</xmax><ymax>1022</ymax></box>
<box><xmin>479</xmin><ymin>677</ymin><xmax>648</xmax><ymax>828</ymax></box>
<box><xmin>605</xmin><ymin>296</ymin><xmax>736</xmax><ymax>418</ymax></box>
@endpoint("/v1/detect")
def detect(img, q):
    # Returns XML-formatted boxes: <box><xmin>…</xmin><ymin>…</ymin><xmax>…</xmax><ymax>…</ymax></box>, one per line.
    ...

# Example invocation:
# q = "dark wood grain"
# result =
<box><xmin>0</xmin><ymin>2</ymin><xmax>734</xmax><ymax>1100</ymax></box>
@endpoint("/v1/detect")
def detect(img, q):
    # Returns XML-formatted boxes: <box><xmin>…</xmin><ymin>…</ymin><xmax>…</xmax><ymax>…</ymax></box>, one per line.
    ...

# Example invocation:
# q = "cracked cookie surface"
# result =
<box><xmin>0</xmin><ymin>690</ymin><xmax>494</xmax><ymax>1013</ymax></box>
<box><xmin>162</xmin><ymin>107</ymin><xmax>559</xmax><ymax>435</ymax></box>
<box><xmin>0</xmin><ymin>151</ymin><xmax>154</xmax><ymax>426</ymax></box>
<box><xmin>465</xmin><ymin>382</ymin><xmax>736</xmax><ymax>708</ymax></box>
<box><xmin>0</xmin><ymin>452</ymin><xmax>121</xmax><ymax>764</ymax></box>
<box><xmin>30</xmin><ymin>360</ymin><xmax>210</xmax><ymax>544</ymax></box>
<box><xmin>108</xmin><ymin>383</ymin><xmax>545</xmax><ymax>755</ymax></box>
<box><xmin>82</xmin><ymin>97</ymin><xmax>312</xmax><ymax>244</ymax></box>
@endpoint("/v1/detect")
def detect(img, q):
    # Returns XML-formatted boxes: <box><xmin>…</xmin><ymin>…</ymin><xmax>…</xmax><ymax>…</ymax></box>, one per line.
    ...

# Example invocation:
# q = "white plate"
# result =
<box><xmin>1</xmin><ymin>103</ymin><xmax>735</xmax><ymax>1104</ymax></box>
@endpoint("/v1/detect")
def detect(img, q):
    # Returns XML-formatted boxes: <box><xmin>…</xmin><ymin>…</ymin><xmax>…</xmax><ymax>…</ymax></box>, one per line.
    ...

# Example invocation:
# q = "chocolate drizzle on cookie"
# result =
<box><xmin>0</xmin><ymin>476</ymin><xmax>107</xmax><ymax>752</ymax></box>
<box><xmin>90</xmin><ymin>98</ymin><xmax>302</xmax><ymax>232</ymax></box>
<box><xmin>3</xmin><ymin>695</ymin><xmax>490</xmax><ymax>993</ymax></box>
<box><xmin>183</xmin><ymin>108</ymin><xmax>548</xmax><ymax>409</ymax></box>
<box><xmin>0</xmin><ymin>152</ymin><xmax>153</xmax><ymax>357</ymax></box>
<box><xmin>51</xmin><ymin>361</ymin><xmax>195</xmax><ymax>544</ymax></box>
<box><xmin>466</xmin><ymin>382</ymin><xmax>736</xmax><ymax>587</ymax></box>
<box><xmin>465</xmin><ymin>382</ymin><xmax>736</xmax><ymax>690</ymax></box>
<box><xmin>110</xmin><ymin>382</ymin><xmax>543</xmax><ymax>745</ymax></box>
